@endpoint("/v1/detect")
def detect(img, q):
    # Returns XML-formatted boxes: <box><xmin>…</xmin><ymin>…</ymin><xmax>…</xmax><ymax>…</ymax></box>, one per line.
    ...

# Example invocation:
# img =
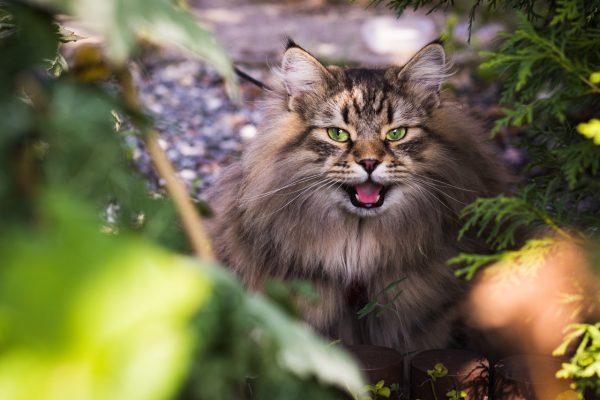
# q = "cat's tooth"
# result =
<box><xmin>355</xmin><ymin>193</ymin><xmax>360</xmax><ymax>202</ymax></box>
<box><xmin>376</xmin><ymin>195</ymin><xmax>380</xmax><ymax>203</ymax></box>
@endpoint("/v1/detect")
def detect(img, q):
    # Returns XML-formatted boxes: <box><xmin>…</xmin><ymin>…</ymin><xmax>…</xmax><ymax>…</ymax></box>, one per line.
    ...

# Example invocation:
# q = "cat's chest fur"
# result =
<box><xmin>278</xmin><ymin>216</ymin><xmax>388</xmax><ymax>282</ymax></box>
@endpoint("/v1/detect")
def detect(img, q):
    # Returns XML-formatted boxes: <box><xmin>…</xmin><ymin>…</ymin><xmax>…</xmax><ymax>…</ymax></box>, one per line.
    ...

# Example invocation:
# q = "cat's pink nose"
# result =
<box><xmin>359</xmin><ymin>159</ymin><xmax>380</xmax><ymax>173</ymax></box>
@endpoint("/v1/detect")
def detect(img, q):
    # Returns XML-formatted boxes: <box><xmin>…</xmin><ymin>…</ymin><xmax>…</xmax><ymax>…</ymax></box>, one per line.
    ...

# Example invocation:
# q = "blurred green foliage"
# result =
<box><xmin>0</xmin><ymin>0</ymin><xmax>364</xmax><ymax>399</ymax></box>
<box><xmin>0</xmin><ymin>192</ymin><xmax>211</xmax><ymax>400</ymax></box>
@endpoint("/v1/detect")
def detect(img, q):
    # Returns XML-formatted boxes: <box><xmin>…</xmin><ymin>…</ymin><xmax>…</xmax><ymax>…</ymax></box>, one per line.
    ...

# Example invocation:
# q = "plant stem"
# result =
<box><xmin>116</xmin><ymin>67</ymin><xmax>214</xmax><ymax>261</ymax></box>
<box><xmin>430</xmin><ymin>379</ymin><xmax>439</xmax><ymax>400</ymax></box>
<box><xmin>146</xmin><ymin>131</ymin><xmax>214</xmax><ymax>260</ymax></box>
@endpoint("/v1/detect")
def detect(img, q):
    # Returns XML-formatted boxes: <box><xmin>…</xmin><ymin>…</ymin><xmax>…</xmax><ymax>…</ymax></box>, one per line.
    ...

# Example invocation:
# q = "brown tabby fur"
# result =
<box><xmin>206</xmin><ymin>40</ymin><xmax>506</xmax><ymax>354</ymax></box>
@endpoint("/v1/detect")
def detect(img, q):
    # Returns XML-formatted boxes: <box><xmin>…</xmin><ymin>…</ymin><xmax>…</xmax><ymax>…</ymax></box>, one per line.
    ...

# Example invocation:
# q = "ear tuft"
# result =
<box><xmin>285</xmin><ymin>37</ymin><xmax>299</xmax><ymax>50</ymax></box>
<box><xmin>398</xmin><ymin>43</ymin><xmax>449</xmax><ymax>94</ymax></box>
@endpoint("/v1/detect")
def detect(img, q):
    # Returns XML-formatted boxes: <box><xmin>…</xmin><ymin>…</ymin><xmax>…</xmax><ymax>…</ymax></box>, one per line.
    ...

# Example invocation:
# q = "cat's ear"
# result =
<box><xmin>281</xmin><ymin>40</ymin><xmax>331</xmax><ymax>103</ymax></box>
<box><xmin>393</xmin><ymin>42</ymin><xmax>448</xmax><ymax>105</ymax></box>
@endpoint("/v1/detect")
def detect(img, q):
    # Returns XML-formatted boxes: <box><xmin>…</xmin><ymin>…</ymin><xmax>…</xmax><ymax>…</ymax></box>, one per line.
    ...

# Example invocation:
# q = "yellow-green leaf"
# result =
<box><xmin>0</xmin><ymin>192</ymin><xmax>212</xmax><ymax>400</ymax></box>
<box><xmin>576</xmin><ymin>119</ymin><xmax>600</xmax><ymax>145</ymax></box>
<box><xmin>378</xmin><ymin>386</ymin><xmax>391</xmax><ymax>398</ymax></box>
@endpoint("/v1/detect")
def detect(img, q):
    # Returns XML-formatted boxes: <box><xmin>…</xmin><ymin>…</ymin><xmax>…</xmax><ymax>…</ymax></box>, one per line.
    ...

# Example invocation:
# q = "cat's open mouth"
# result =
<box><xmin>344</xmin><ymin>181</ymin><xmax>387</xmax><ymax>208</ymax></box>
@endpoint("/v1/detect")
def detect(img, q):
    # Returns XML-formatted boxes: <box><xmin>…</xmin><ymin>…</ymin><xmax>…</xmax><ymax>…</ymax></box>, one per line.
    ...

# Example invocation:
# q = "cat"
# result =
<box><xmin>206</xmin><ymin>39</ymin><xmax>506</xmax><ymax>354</ymax></box>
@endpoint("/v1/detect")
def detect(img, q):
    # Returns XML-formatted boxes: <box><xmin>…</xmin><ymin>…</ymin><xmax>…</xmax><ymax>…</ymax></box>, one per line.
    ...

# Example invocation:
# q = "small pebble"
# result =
<box><xmin>157</xmin><ymin>138</ymin><xmax>169</xmax><ymax>150</ymax></box>
<box><xmin>179</xmin><ymin>169</ymin><xmax>197</xmax><ymax>180</ymax></box>
<box><xmin>179</xmin><ymin>142</ymin><xmax>206</xmax><ymax>157</ymax></box>
<box><xmin>205</xmin><ymin>97</ymin><xmax>223</xmax><ymax>111</ymax></box>
<box><xmin>240</xmin><ymin>124</ymin><xmax>257</xmax><ymax>140</ymax></box>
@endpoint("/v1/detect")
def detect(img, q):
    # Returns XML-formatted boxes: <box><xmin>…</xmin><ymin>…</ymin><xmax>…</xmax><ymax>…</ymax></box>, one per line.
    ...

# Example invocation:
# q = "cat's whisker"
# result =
<box><xmin>297</xmin><ymin>179</ymin><xmax>343</xmax><ymax>209</ymax></box>
<box><xmin>269</xmin><ymin>179</ymin><xmax>336</xmax><ymax>216</ymax></box>
<box><xmin>410</xmin><ymin>172</ymin><xmax>476</xmax><ymax>193</ymax></box>
<box><xmin>408</xmin><ymin>177</ymin><xmax>467</xmax><ymax>206</ymax></box>
<box><xmin>392</xmin><ymin>170</ymin><xmax>475</xmax><ymax>193</ymax></box>
<box><xmin>239</xmin><ymin>173</ymin><xmax>325</xmax><ymax>202</ymax></box>
<box><xmin>238</xmin><ymin>179</ymin><xmax>322</xmax><ymax>205</ymax></box>
<box><xmin>404</xmin><ymin>179</ymin><xmax>458</xmax><ymax>216</ymax></box>
<box><xmin>256</xmin><ymin>178</ymin><xmax>335</xmax><ymax>219</ymax></box>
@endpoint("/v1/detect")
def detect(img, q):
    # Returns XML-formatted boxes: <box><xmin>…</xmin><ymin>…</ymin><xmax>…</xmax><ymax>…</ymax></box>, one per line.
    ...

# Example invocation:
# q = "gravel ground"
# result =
<box><xmin>130</xmin><ymin>54</ymin><xmax>265</xmax><ymax>199</ymax></box>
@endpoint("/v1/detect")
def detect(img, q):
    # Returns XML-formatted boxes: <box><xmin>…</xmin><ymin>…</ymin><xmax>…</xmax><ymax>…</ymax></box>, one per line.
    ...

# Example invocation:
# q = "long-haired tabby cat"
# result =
<box><xmin>207</xmin><ymin>40</ymin><xmax>506</xmax><ymax>354</ymax></box>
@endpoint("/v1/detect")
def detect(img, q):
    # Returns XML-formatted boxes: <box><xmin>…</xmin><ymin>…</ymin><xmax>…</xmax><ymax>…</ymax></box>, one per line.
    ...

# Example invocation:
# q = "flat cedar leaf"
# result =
<box><xmin>516</xmin><ymin>59</ymin><xmax>533</xmax><ymax>91</ymax></box>
<box><xmin>551</xmin><ymin>0</ymin><xmax>580</xmax><ymax>25</ymax></box>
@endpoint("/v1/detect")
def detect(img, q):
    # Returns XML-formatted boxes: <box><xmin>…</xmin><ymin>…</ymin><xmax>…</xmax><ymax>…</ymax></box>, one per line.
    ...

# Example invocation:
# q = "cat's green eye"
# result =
<box><xmin>327</xmin><ymin>127</ymin><xmax>350</xmax><ymax>142</ymax></box>
<box><xmin>385</xmin><ymin>127</ymin><xmax>407</xmax><ymax>141</ymax></box>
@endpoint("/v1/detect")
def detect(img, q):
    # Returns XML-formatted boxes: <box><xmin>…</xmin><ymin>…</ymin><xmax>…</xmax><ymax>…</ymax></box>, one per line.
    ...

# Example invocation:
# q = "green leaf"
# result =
<box><xmin>357</xmin><ymin>302</ymin><xmax>378</xmax><ymax>319</ymax></box>
<box><xmin>357</xmin><ymin>277</ymin><xmax>406</xmax><ymax>319</ymax></box>
<box><xmin>243</xmin><ymin>290</ymin><xmax>365</xmax><ymax>394</ymax></box>
<box><xmin>56</xmin><ymin>23</ymin><xmax>83</xmax><ymax>42</ymax></box>
<box><xmin>427</xmin><ymin>363</ymin><xmax>448</xmax><ymax>380</ymax></box>
<box><xmin>28</xmin><ymin>0</ymin><xmax>238</xmax><ymax>97</ymax></box>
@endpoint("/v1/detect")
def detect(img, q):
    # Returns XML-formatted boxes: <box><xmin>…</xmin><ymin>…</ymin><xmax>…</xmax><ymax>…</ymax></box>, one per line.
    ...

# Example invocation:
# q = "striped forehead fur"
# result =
<box><xmin>270</xmin><ymin>53</ymin><xmax>451</xmax><ymax>127</ymax></box>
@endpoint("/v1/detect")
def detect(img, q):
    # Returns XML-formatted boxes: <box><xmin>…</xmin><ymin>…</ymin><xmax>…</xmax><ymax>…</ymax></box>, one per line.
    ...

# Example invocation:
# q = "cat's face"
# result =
<box><xmin>279</xmin><ymin>41</ymin><xmax>449</xmax><ymax>217</ymax></box>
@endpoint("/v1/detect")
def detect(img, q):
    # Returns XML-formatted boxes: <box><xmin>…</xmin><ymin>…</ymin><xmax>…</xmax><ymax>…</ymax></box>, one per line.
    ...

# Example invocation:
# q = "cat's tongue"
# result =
<box><xmin>355</xmin><ymin>182</ymin><xmax>383</xmax><ymax>204</ymax></box>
